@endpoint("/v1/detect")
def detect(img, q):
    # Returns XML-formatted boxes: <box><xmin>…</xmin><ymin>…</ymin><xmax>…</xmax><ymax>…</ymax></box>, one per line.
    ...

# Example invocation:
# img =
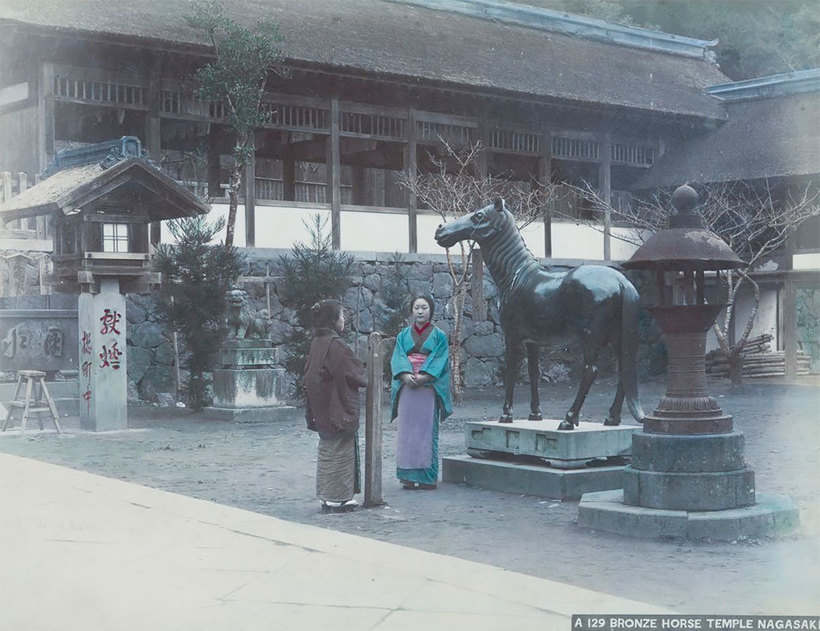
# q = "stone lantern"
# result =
<box><xmin>0</xmin><ymin>138</ymin><xmax>208</xmax><ymax>431</ymax></box>
<box><xmin>577</xmin><ymin>185</ymin><xmax>799</xmax><ymax>540</ymax></box>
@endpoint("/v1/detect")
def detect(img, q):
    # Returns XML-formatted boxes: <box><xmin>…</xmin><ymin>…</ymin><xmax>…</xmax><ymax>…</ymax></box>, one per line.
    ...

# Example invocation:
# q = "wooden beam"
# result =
<box><xmin>328</xmin><ymin>98</ymin><xmax>341</xmax><ymax>250</ymax></box>
<box><xmin>146</xmin><ymin>55</ymin><xmax>163</xmax><ymax>247</ymax></box>
<box><xmin>282</xmin><ymin>158</ymin><xmax>296</xmax><ymax>202</ymax></box>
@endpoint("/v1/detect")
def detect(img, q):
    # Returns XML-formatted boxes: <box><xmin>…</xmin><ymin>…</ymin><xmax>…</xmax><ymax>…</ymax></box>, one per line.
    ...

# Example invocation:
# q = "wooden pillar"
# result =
<box><xmin>282</xmin><ymin>157</ymin><xmax>296</xmax><ymax>202</ymax></box>
<box><xmin>598</xmin><ymin>133</ymin><xmax>612</xmax><ymax>261</ymax></box>
<box><xmin>327</xmin><ymin>98</ymin><xmax>342</xmax><ymax>250</ymax></box>
<box><xmin>476</xmin><ymin>117</ymin><xmax>489</xmax><ymax>177</ymax></box>
<box><xmin>146</xmin><ymin>57</ymin><xmax>163</xmax><ymax>247</ymax></box>
<box><xmin>38</xmin><ymin>62</ymin><xmax>55</xmax><ymax>174</ymax></box>
<box><xmin>207</xmin><ymin>127</ymin><xmax>222</xmax><ymax>199</ymax></box>
<box><xmin>539</xmin><ymin>127</ymin><xmax>552</xmax><ymax>258</ymax></box>
<box><xmin>364</xmin><ymin>332</ymin><xmax>384</xmax><ymax>508</ymax></box>
<box><xmin>405</xmin><ymin>108</ymin><xmax>418</xmax><ymax>253</ymax></box>
<box><xmin>352</xmin><ymin>164</ymin><xmax>367</xmax><ymax>206</ymax></box>
<box><xmin>244</xmin><ymin>140</ymin><xmax>256</xmax><ymax>248</ymax></box>
<box><xmin>471</xmin><ymin>247</ymin><xmax>486</xmax><ymax>321</ymax></box>
<box><xmin>784</xmin><ymin>276</ymin><xmax>798</xmax><ymax>380</ymax></box>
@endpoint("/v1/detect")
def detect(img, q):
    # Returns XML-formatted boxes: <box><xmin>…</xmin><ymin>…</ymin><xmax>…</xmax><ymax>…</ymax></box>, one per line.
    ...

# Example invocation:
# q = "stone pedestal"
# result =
<box><xmin>78</xmin><ymin>279</ymin><xmax>127</xmax><ymax>431</ymax></box>
<box><xmin>205</xmin><ymin>340</ymin><xmax>295</xmax><ymax>423</ymax></box>
<box><xmin>443</xmin><ymin>420</ymin><xmax>640</xmax><ymax>500</ymax></box>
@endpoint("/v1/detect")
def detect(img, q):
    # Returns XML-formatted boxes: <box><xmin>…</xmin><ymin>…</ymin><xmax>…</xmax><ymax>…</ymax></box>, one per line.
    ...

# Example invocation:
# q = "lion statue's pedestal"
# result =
<box><xmin>205</xmin><ymin>289</ymin><xmax>294</xmax><ymax>423</ymax></box>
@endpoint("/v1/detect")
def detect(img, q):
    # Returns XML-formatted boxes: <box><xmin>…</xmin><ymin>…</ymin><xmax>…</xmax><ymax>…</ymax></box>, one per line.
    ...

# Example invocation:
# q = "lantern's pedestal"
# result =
<box><xmin>578</xmin><ymin>306</ymin><xmax>799</xmax><ymax>540</ymax></box>
<box><xmin>204</xmin><ymin>340</ymin><xmax>294</xmax><ymax>423</ymax></box>
<box><xmin>78</xmin><ymin>279</ymin><xmax>127</xmax><ymax>432</ymax></box>
<box><xmin>442</xmin><ymin>420</ymin><xmax>640</xmax><ymax>500</ymax></box>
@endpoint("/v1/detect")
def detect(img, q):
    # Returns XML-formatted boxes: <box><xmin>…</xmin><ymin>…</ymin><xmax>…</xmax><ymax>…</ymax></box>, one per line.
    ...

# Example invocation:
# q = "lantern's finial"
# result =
<box><xmin>672</xmin><ymin>184</ymin><xmax>698</xmax><ymax>215</ymax></box>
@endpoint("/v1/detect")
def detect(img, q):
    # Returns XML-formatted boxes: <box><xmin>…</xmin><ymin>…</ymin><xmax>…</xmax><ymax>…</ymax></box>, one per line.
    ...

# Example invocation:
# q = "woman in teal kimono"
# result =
<box><xmin>390</xmin><ymin>295</ymin><xmax>452</xmax><ymax>489</ymax></box>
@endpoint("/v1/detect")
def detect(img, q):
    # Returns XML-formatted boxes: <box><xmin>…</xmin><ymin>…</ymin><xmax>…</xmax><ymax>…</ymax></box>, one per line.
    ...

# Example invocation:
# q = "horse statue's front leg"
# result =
<box><xmin>526</xmin><ymin>343</ymin><xmax>542</xmax><ymax>420</ymax></box>
<box><xmin>500</xmin><ymin>339</ymin><xmax>522</xmax><ymax>423</ymax></box>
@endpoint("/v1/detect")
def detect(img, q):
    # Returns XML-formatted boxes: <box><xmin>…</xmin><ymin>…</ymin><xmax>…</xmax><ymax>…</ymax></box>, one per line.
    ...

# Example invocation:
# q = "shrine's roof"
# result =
<box><xmin>633</xmin><ymin>76</ymin><xmax>820</xmax><ymax>189</ymax></box>
<box><xmin>0</xmin><ymin>158</ymin><xmax>209</xmax><ymax>223</ymax></box>
<box><xmin>0</xmin><ymin>0</ymin><xmax>730</xmax><ymax>122</ymax></box>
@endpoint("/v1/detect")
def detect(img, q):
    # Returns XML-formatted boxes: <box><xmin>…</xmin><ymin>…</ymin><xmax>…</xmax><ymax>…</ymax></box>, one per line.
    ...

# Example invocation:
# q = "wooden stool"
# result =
<box><xmin>2</xmin><ymin>370</ymin><xmax>62</xmax><ymax>434</ymax></box>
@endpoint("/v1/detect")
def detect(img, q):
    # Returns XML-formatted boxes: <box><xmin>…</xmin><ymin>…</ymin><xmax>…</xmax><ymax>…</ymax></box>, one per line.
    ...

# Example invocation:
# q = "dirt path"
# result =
<box><xmin>2</xmin><ymin>378</ymin><xmax>819</xmax><ymax>614</ymax></box>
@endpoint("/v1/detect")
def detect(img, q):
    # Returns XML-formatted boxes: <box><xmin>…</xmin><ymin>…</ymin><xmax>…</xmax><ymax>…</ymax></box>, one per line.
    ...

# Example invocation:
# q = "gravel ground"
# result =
<box><xmin>2</xmin><ymin>377</ymin><xmax>819</xmax><ymax>615</ymax></box>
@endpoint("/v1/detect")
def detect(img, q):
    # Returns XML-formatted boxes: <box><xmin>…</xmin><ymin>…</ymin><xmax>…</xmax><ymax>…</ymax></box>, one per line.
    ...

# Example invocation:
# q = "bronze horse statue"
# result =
<box><xmin>435</xmin><ymin>198</ymin><xmax>644</xmax><ymax>430</ymax></box>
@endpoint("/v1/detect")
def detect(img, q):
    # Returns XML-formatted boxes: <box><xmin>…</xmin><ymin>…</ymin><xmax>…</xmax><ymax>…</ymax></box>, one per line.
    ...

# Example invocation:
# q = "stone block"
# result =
<box><xmin>623</xmin><ymin>467</ymin><xmax>756</xmax><ymax>511</ymax></box>
<box><xmin>442</xmin><ymin>456</ymin><xmax>627</xmax><ymax>500</ymax></box>
<box><xmin>630</xmin><ymin>431</ymin><xmax>747</xmax><ymax>473</ymax></box>
<box><xmin>465</xmin><ymin>420</ymin><xmax>639</xmax><ymax>469</ymax></box>
<box><xmin>218</xmin><ymin>344</ymin><xmax>278</xmax><ymax>368</ymax></box>
<box><xmin>212</xmin><ymin>367</ymin><xmax>287</xmax><ymax>408</ymax></box>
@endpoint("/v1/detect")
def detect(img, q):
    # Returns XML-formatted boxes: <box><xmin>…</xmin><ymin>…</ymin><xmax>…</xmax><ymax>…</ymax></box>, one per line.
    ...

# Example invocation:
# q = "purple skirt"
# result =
<box><xmin>395</xmin><ymin>385</ymin><xmax>436</xmax><ymax>470</ymax></box>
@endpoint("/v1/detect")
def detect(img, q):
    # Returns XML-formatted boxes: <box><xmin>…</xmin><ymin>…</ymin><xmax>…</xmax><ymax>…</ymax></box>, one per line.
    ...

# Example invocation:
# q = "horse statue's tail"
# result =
<box><xmin>621</xmin><ymin>281</ymin><xmax>645</xmax><ymax>423</ymax></box>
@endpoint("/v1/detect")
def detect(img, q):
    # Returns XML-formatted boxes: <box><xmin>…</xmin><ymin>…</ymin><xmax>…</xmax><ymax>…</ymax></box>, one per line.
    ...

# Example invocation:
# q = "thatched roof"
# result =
<box><xmin>0</xmin><ymin>158</ymin><xmax>209</xmax><ymax>222</ymax></box>
<box><xmin>633</xmin><ymin>89</ymin><xmax>820</xmax><ymax>189</ymax></box>
<box><xmin>0</xmin><ymin>0</ymin><xmax>729</xmax><ymax>121</ymax></box>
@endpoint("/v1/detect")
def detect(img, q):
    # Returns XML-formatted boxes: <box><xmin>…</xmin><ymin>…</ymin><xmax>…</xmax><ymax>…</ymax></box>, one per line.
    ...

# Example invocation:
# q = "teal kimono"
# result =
<box><xmin>391</xmin><ymin>325</ymin><xmax>452</xmax><ymax>485</ymax></box>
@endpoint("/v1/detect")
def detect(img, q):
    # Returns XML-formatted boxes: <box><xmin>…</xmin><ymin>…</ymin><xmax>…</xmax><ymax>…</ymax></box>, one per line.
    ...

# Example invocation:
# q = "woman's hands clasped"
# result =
<box><xmin>401</xmin><ymin>372</ymin><xmax>432</xmax><ymax>388</ymax></box>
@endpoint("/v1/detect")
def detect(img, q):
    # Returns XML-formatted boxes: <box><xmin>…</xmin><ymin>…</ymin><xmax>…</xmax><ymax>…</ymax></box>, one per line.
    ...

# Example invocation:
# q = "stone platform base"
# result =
<box><xmin>203</xmin><ymin>406</ymin><xmax>296</xmax><ymax>423</ymax></box>
<box><xmin>442</xmin><ymin>455</ymin><xmax>628</xmax><ymax>501</ymax></box>
<box><xmin>577</xmin><ymin>489</ymin><xmax>799</xmax><ymax>541</ymax></box>
<box><xmin>465</xmin><ymin>420</ymin><xmax>639</xmax><ymax>469</ymax></box>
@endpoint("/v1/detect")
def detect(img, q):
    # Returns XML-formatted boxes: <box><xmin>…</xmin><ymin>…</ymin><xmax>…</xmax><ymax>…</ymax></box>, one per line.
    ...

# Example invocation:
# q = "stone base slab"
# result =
<box><xmin>442</xmin><ymin>455</ymin><xmax>628</xmax><ymax>500</ymax></box>
<box><xmin>212</xmin><ymin>367</ymin><xmax>286</xmax><ymax>408</ymax></box>
<box><xmin>464</xmin><ymin>420</ymin><xmax>639</xmax><ymax>469</ymax></box>
<box><xmin>577</xmin><ymin>489</ymin><xmax>799</xmax><ymax>541</ymax></box>
<box><xmin>203</xmin><ymin>406</ymin><xmax>296</xmax><ymax>423</ymax></box>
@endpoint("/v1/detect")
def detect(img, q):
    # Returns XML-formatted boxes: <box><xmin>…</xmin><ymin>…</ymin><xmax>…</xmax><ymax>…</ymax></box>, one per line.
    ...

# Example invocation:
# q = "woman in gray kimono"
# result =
<box><xmin>304</xmin><ymin>300</ymin><xmax>368</xmax><ymax>513</ymax></box>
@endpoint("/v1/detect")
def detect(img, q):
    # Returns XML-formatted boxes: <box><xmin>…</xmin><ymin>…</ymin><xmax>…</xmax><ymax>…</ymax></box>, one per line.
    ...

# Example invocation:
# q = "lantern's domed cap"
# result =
<box><xmin>623</xmin><ymin>185</ymin><xmax>745</xmax><ymax>271</ymax></box>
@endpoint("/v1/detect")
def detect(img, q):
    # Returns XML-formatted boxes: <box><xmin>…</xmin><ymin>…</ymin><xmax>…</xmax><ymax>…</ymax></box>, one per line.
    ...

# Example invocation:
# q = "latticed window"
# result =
<box><xmin>102</xmin><ymin>223</ymin><xmax>129</xmax><ymax>252</ymax></box>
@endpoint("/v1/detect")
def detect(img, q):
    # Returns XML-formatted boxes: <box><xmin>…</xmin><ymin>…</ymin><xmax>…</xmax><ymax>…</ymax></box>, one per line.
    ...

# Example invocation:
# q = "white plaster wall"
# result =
<box><xmin>793</xmin><ymin>253</ymin><xmax>820</xmax><ymax>270</ymax></box>
<box><xmin>159</xmin><ymin>204</ymin><xmax>639</xmax><ymax>263</ymax></box>
<box><xmin>551</xmin><ymin>222</ymin><xmax>603</xmax><ymax>260</ymax></box>
<box><xmin>733</xmin><ymin>287</ymin><xmax>779</xmax><ymax>348</ymax></box>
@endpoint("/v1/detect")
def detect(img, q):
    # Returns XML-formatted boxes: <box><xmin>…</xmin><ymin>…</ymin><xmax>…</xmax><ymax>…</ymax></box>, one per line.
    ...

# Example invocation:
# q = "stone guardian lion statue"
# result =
<box><xmin>224</xmin><ymin>288</ymin><xmax>269</xmax><ymax>340</ymax></box>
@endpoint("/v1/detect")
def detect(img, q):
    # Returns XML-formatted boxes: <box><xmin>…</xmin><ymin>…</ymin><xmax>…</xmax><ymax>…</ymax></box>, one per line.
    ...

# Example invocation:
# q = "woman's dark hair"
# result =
<box><xmin>310</xmin><ymin>299</ymin><xmax>344</xmax><ymax>329</ymax></box>
<box><xmin>409</xmin><ymin>294</ymin><xmax>435</xmax><ymax>319</ymax></box>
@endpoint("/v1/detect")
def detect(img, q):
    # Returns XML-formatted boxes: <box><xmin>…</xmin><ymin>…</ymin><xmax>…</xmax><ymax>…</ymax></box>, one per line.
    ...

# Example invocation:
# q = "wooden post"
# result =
<box><xmin>599</xmin><ymin>133</ymin><xmax>612</xmax><ymax>261</ymax></box>
<box><xmin>245</xmin><ymin>142</ymin><xmax>256</xmax><ymax>247</ymax></box>
<box><xmin>328</xmin><ymin>98</ymin><xmax>342</xmax><ymax>250</ymax></box>
<box><xmin>405</xmin><ymin>108</ymin><xmax>418</xmax><ymax>253</ymax></box>
<box><xmin>471</xmin><ymin>247</ymin><xmax>486</xmax><ymax>321</ymax></box>
<box><xmin>783</xmin><ymin>276</ymin><xmax>798</xmax><ymax>379</ymax></box>
<box><xmin>364</xmin><ymin>332</ymin><xmax>384</xmax><ymax>508</ymax></box>
<box><xmin>146</xmin><ymin>57</ymin><xmax>163</xmax><ymax>247</ymax></box>
<box><xmin>282</xmin><ymin>158</ymin><xmax>296</xmax><ymax>201</ymax></box>
<box><xmin>38</xmin><ymin>62</ymin><xmax>55</xmax><ymax>174</ymax></box>
<box><xmin>539</xmin><ymin>127</ymin><xmax>552</xmax><ymax>258</ymax></box>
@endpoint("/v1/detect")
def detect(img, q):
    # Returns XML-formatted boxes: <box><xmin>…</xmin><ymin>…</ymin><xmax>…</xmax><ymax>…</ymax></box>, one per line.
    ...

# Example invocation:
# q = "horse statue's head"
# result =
<box><xmin>434</xmin><ymin>198</ymin><xmax>512</xmax><ymax>248</ymax></box>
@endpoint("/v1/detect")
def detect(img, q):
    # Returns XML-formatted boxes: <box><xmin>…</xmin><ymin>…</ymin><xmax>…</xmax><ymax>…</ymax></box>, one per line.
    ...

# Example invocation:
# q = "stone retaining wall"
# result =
<box><xmin>1</xmin><ymin>247</ymin><xmax>665</xmax><ymax>404</ymax></box>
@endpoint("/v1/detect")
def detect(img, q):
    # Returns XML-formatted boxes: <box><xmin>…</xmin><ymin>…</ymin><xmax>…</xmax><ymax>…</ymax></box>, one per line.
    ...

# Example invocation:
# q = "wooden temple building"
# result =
<box><xmin>0</xmin><ymin>0</ymin><xmax>817</xmax><ymax>373</ymax></box>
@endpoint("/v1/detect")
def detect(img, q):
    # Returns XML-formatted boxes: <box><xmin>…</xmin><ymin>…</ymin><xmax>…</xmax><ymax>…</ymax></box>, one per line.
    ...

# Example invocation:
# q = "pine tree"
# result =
<box><xmin>153</xmin><ymin>215</ymin><xmax>245</xmax><ymax>409</ymax></box>
<box><xmin>278</xmin><ymin>215</ymin><xmax>355</xmax><ymax>393</ymax></box>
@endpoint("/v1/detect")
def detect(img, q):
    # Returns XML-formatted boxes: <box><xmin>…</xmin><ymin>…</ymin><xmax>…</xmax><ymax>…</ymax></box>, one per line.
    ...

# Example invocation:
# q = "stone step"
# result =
<box><xmin>0</xmin><ymin>380</ymin><xmax>80</xmax><ymax>399</ymax></box>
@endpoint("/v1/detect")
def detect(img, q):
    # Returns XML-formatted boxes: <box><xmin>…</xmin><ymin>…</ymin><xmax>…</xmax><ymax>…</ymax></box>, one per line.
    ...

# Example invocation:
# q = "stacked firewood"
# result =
<box><xmin>705</xmin><ymin>333</ymin><xmax>811</xmax><ymax>378</ymax></box>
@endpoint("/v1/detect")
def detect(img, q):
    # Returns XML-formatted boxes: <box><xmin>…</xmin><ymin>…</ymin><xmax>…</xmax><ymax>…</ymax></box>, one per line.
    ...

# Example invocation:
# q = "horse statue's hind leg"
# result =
<box><xmin>558</xmin><ymin>336</ymin><xmax>600</xmax><ymax>431</ymax></box>
<box><xmin>526</xmin><ymin>343</ymin><xmax>542</xmax><ymax>420</ymax></box>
